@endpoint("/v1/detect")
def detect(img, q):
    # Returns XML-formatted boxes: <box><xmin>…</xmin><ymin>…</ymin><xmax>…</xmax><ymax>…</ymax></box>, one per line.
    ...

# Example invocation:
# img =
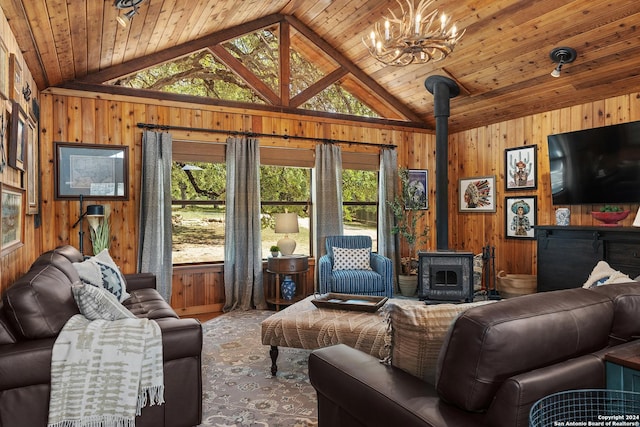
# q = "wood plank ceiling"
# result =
<box><xmin>2</xmin><ymin>0</ymin><xmax>640</xmax><ymax>132</ymax></box>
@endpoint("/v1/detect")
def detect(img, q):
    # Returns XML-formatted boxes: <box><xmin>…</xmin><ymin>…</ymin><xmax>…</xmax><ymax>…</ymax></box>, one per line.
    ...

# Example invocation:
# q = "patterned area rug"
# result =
<box><xmin>198</xmin><ymin>309</ymin><xmax>317</xmax><ymax>427</ymax></box>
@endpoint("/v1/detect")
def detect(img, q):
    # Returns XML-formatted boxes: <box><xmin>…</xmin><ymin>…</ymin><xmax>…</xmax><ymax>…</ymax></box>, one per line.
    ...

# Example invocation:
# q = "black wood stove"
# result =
<box><xmin>418</xmin><ymin>250</ymin><xmax>474</xmax><ymax>303</ymax></box>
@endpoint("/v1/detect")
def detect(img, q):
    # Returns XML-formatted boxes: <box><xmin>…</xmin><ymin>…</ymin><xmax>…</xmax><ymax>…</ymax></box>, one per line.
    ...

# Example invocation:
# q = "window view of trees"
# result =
<box><xmin>222</xmin><ymin>28</ymin><xmax>280</xmax><ymax>94</ymax></box>
<box><xmin>171</xmin><ymin>162</ymin><xmax>226</xmax><ymax>263</ymax></box>
<box><xmin>111</xmin><ymin>26</ymin><xmax>379</xmax><ymax>118</ymax></box>
<box><xmin>171</xmin><ymin>162</ymin><xmax>313</xmax><ymax>263</ymax></box>
<box><xmin>342</xmin><ymin>170</ymin><xmax>378</xmax><ymax>251</ymax></box>
<box><xmin>118</xmin><ymin>27</ymin><xmax>382</xmax><ymax>264</ymax></box>
<box><xmin>113</xmin><ymin>50</ymin><xmax>267</xmax><ymax>104</ymax></box>
<box><xmin>171</xmin><ymin>163</ymin><xmax>378</xmax><ymax>263</ymax></box>
<box><xmin>260</xmin><ymin>166</ymin><xmax>311</xmax><ymax>259</ymax></box>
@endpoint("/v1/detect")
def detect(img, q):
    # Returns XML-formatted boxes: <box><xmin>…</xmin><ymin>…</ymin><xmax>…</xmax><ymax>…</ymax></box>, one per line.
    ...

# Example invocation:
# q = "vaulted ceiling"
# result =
<box><xmin>2</xmin><ymin>0</ymin><xmax>640</xmax><ymax>133</ymax></box>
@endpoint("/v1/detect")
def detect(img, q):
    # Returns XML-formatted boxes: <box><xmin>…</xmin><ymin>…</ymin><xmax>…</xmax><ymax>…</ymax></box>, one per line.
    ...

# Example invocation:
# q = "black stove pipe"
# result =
<box><xmin>425</xmin><ymin>76</ymin><xmax>460</xmax><ymax>251</ymax></box>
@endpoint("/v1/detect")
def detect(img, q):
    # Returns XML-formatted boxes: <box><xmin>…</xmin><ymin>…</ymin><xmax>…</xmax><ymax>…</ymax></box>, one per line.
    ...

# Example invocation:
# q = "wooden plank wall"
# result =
<box><xmin>0</xmin><ymin>7</ymin><xmax>41</xmax><ymax>294</ymax></box>
<box><xmin>3</xmin><ymin>84</ymin><xmax>640</xmax><ymax>312</ymax></box>
<box><xmin>449</xmin><ymin>92</ymin><xmax>640</xmax><ymax>276</ymax></box>
<box><xmin>17</xmin><ymin>88</ymin><xmax>432</xmax><ymax>314</ymax></box>
<box><xmin>171</xmin><ymin>258</ymin><xmax>317</xmax><ymax>317</ymax></box>
<box><xmin>1</xmin><ymin>9</ymin><xmax>638</xmax><ymax>309</ymax></box>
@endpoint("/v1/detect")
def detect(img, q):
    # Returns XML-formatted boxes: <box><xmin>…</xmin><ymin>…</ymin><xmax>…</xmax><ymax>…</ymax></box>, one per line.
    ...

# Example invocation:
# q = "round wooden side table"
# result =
<box><xmin>266</xmin><ymin>255</ymin><xmax>309</xmax><ymax>310</ymax></box>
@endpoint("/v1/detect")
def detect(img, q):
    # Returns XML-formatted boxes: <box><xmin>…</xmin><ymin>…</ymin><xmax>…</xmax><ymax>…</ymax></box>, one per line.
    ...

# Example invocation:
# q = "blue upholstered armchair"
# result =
<box><xmin>318</xmin><ymin>235</ymin><xmax>393</xmax><ymax>297</ymax></box>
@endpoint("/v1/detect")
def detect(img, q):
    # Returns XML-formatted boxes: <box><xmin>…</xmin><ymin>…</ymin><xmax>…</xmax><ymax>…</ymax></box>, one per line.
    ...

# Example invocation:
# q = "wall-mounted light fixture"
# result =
<box><xmin>549</xmin><ymin>47</ymin><xmax>577</xmax><ymax>78</ymax></box>
<box><xmin>72</xmin><ymin>195</ymin><xmax>105</xmax><ymax>254</ymax></box>
<box><xmin>114</xmin><ymin>0</ymin><xmax>146</xmax><ymax>28</ymax></box>
<box><xmin>22</xmin><ymin>83</ymin><xmax>31</xmax><ymax>101</ymax></box>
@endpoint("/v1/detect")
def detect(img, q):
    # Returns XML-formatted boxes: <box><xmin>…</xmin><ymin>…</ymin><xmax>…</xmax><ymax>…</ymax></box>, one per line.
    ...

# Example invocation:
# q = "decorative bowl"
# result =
<box><xmin>591</xmin><ymin>210</ymin><xmax>630</xmax><ymax>226</ymax></box>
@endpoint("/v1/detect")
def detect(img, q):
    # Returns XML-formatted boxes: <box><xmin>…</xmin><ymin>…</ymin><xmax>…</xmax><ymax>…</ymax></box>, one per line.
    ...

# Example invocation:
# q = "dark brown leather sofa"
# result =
<box><xmin>309</xmin><ymin>282</ymin><xmax>640</xmax><ymax>427</ymax></box>
<box><xmin>0</xmin><ymin>245</ymin><xmax>202</xmax><ymax>427</ymax></box>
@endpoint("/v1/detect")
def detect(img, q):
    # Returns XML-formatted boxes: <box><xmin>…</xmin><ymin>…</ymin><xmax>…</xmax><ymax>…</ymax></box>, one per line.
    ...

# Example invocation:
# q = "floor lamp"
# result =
<box><xmin>72</xmin><ymin>195</ymin><xmax>105</xmax><ymax>254</ymax></box>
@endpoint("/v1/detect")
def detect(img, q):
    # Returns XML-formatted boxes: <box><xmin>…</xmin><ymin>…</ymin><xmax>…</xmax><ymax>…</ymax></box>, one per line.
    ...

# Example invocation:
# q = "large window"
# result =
<box><xmin>171</xmin><ymin>160</ymin><xmax>226</xmax><ymax>264</ymax></box>
<box><xmin>260</xmin><ymin>165</ymin><xmax>312</xmax><ymax>258</ymax></box>
<box><xmin>341</xmin><ymin>151</ymin><xmax>380</xmax><ymax>251</ymax></box>
<box><xmin>111</xmin><ymin>26</ymin><xmax>380</xmax><ymax>120</ymax></box>
<box><xmin>171</xmin><ymin>143</ymin><xmax>314</xmax><ymax>263</ymax></box>
<box><xmin>170</xmin><ymin>143</ymin><xmax>380</xmax><ymax>263</ymax></box>
<box><xmin>342</xmin><ymin>169</ymin><xmax>378</xmax><ymax>251</ymax></box>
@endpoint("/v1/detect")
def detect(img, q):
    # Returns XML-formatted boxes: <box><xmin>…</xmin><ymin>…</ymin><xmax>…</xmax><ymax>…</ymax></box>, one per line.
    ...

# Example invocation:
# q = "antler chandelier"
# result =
<box><xmin>364</xmin><ymin>0</ymin><xmax>465</xmax><ymax>66</ymax></box>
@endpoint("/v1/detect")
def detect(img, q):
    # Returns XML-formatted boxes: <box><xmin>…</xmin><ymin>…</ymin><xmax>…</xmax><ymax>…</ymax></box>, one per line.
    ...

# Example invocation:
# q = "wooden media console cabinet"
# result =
<box><xmin>535</xmin><ymin>226</ymin><xmax>640</xmax><ymax>292</ymax></box>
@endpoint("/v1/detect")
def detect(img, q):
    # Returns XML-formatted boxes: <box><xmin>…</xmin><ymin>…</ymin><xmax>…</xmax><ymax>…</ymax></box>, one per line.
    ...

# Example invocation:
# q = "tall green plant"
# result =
<box><xmin>387</xmin><ymin>168</ymin><xmax>429</xmax><ymax>274</ymax></box>
<box><xmin>89</xmin><ymin>209</ymin><xmax>111</xmax><ymax>255</ymax></box>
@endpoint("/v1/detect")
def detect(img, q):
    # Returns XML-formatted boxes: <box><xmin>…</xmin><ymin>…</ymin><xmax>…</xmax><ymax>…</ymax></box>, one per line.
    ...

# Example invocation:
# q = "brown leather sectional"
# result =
<box><xmin>309</xmin><ymin>281</ymin><xmax>640</xmax><ymax>427</ymax></box>
<box><xmin>0</xmin><ymin>245</ymin><xmax>202</xmax><ymax>427</ymax></box>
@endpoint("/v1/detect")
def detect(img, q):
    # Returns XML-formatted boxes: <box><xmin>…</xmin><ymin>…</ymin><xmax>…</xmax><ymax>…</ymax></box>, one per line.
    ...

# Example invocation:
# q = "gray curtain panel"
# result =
<box><xmin>138</xmin><ymin>130</ymin><xmax>173</xmax><ymax>302</ymax></box>
<box><xmin>378</xmin><ymin>148</ymin><xmax>400</xmax><ymax>288</ymax></box>
<box><xmin>224</xmin><ymin>136</ymin><xmax>266</xmax><ymax>311</ymax></box>
<box><xmin>313</xmin><ymin>143</ymin><xmax>343</xmax><ymax>260</ymax></box>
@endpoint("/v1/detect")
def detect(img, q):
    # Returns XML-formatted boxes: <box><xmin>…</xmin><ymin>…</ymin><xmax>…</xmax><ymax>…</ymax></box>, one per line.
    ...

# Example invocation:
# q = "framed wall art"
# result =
<box><xmin>54</xmin><ymin>142</ymin><xmax>129</xmax><ymax>200</ymax></box>
<box><xmin>407</xmin><ymin>169</ymin><xmax>428</xmax><ymax>210</ymax></box>
<box><xmin>8</xmin><ymin>53</ymin><xmax>21</xmax><ymax>102</ymax></box>
<box><xmin>0</xmin><ymin>37</ymin><xmax>8</xmax><ymax>100</ymax></box>
<box><xmin>505</xmin><ymin>145</ymin><xmax>537</xmax><ymax>190</ymax></box>
<box><xmin>505</xmin><ymin>196</ymin><xmax>537</xmax><ymax>239</ymax></box>
<box><xmin>30</xmin><ymin>97</ymin><xmax>40</xmax><ymax>121</ymax></box>
<box><xmin>459</xmin><ymin>175</ymin><xmax>496</xmax><ymax>212</ymax></box>
<box><xmin>26</xmin><ymin>119</ymin><xmax>39</xmax><ymax>214</ymax></box>
<box><xmin>0</xmin><ymin>105</ymin><xmax>6</xmax><ymax>172</ymax></box>
<box><xmin>8</xmin><ymin>100</ymin><xmax>26</xmax><ymax>171</ymax></box>
<box><xmin>1</xmin><ymin>184</ymin><xmax>24</xmax><ymax>255</ymax></box>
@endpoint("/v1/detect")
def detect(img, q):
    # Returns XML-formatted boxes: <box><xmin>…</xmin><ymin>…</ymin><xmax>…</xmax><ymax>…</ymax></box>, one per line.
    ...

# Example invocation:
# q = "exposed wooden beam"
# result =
<box><xmin>63</xmin><ymin>12</ymin><xmax>425</xmax><ymax>125</ymax></box>
<box><xmin>280</xmin><ymin>20</ymin><xmax>291</xmax><ymax>106</ymax></box>
<box><xmin>79</xmin><ymin>14</ymin><xmax>285</xmax><ymax>84</ymax></box>
<box><xmin>289</xmin><ymin>68</ymin><xmax>348</xmax><ymax>108</ymax></box>
<box><xmin>338</xmin><ymin>75</ymin><xmax>405</xmax><ymax>121</ymax></box>
<box><xmin>283</xmin><ymin>14</ymin><xmax>424</xmax><ymax>123</ymax></box>
<box><xmin>53</xmin><ymin>81</ymin><xmax>432</xmax><ymax>130</ymax></box>
<box><xmin>209</xmin><ymin>45</ymin><xmax>281</xmax><ymax>106</ymax></box>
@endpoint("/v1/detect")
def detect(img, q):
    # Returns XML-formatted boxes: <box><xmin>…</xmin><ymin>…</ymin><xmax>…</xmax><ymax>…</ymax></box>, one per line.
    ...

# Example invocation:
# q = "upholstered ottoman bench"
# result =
<box><xmin>260</xmin><ymin>295</ymin><xmax>422</xmax><ymax>375</ymax></box>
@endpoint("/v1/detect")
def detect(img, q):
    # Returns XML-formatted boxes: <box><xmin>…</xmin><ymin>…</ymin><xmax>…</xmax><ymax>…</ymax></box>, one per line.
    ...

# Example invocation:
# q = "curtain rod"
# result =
<box><xmin>136</xmin><ymin>122</ymin><xmax>396</xmax><ymax>149</ymax></box>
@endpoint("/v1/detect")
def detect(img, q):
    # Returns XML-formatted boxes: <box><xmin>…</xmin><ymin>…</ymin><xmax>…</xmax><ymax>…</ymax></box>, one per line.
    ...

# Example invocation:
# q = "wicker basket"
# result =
<box><xmin>497</xmin><ymin>271</ymin><xmax>537</xmax><ymax>298</ymax></box>
<box><xmin>530</xmin><ymin>389</ymin><xmax>640</xmax><ymax>426</ymax></box>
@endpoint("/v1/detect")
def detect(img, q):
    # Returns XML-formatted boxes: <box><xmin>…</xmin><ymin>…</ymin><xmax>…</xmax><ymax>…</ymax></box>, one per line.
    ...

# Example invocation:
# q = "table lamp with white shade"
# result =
<box><xmin>274</xmin><ymin>212</ymin><xmax>299</xmax><ymax>255</ymax></box>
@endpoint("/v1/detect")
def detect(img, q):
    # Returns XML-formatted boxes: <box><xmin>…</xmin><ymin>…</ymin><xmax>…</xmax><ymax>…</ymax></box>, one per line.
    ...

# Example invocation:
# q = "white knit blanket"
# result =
<box><xmin>48</xmin><ymin>314</ymin><xmax>164</xmax><ymax>427</ymax></box>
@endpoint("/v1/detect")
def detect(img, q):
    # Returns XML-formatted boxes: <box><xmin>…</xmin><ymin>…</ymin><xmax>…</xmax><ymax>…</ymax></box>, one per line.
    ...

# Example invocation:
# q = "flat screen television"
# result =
<box><xmin>547</xmin><ymin>120</ymin><xmax>640</xmax><ymax>204</ymax></box>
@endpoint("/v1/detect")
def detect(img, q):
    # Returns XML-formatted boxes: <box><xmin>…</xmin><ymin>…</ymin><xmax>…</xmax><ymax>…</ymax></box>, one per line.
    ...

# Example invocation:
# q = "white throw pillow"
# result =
<box><xmin>332</xmin><ymin>247</ymin><xmax>372</xmax><ymax>271</ymax></box>
<box><xmin>72</xmin><ymin>283</ymin><xmax>136</xmax><ymax>321</ymax></box>
<box><xmin>72</xmin><ymin>258</ymin><xmax>103</xmax><ymax>288</ymax></box>
<box><xmin>582</xmin><ymin>260</ymin><xmax>632</xmax><ymax>288</ymax></box>
<box><xmin>92</xmin><ymin>249</ymin><xmax>130</xmax><ymax>302</ymax></box>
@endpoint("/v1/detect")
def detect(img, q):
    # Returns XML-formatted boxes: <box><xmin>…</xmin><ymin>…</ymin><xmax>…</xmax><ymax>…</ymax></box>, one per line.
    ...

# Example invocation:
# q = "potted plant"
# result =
<box><xmin>388</xmin><ymin>168</ymin><xmax>430</xmax><ymax>296</ymax></box>
<box><xmin>89</xmin><ymin>206</ymin><xmax>111</xmax><ymax>255</ymax></box>
<box><xmin>270</xmin><ymin>245</ymin><xmax>280</xmax><ymax>257</ymax></box>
